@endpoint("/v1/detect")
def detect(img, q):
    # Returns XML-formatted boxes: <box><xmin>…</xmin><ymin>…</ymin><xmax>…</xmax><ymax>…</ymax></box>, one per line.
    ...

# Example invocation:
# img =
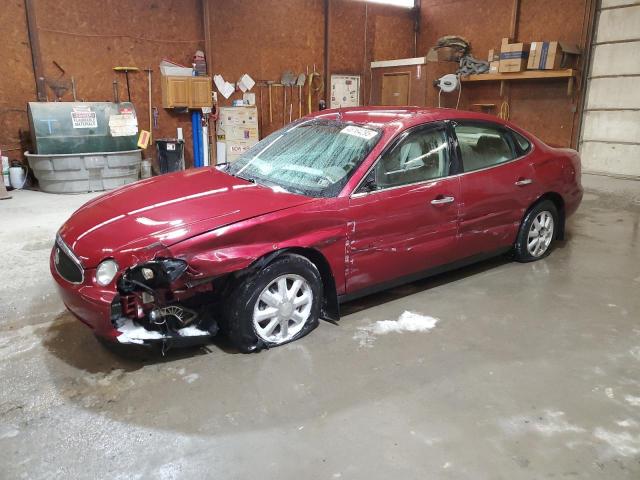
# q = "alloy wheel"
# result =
<box><xmin>527</xmin><ymin>210</ymin><xmax>555</xmax><ymax>257</ymax></box>
<box><xmin>252</xmin><ymin>274</ymin><xmax>313</xmax><ymax>344</ymax></box>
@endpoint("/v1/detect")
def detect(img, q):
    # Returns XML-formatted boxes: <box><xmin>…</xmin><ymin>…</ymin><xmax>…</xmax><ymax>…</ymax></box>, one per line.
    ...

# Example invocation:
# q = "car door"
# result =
<box><xmin>453</xmin><ymin>121</ymin><xmax>540</xmax><ymax>257</ymax></box>
<box><xmin>346</xmin><ymin>123</ymin><xmax>461</xmax><ymax>294</ymax></box>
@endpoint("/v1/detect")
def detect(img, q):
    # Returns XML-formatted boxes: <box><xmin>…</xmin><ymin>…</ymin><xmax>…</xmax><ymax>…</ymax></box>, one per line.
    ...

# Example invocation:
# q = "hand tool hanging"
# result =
<box><xmin>113</xmin><ymin>66</ymin><xmax>139</xmax><ymax>102</ymax></box>
<box><xmin>307</xmin><ymin>64</ymin><xmax>324</xmax><ymax>114</ymax></box>
<box><xmin>143</xmin><ymin>68</ymin><xmax>153</xmax><ymax>142</ymax></box>
<box><xmin>296</xmin><ymin>73</ymin><xmax>306</xmax><ymax>119</ymax></box>
<box><xmin>281</xmin><ymin>70</ymin><xmax>296</xmax><ymax>126</ymax></box>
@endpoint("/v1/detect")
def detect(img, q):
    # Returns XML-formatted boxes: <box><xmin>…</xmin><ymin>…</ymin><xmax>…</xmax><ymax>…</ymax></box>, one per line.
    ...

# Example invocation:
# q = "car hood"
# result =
<box><xmin>59</xmin><ymin>168</ymin><xmax>313</xmax><ymax>267</ymax></box>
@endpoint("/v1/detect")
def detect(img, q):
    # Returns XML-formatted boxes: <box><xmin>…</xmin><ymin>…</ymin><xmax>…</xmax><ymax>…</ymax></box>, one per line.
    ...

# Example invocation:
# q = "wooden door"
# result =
<box><xmin>168</xmin><ymin>77</ymin><xmax>189</xmax><ymax>107</ymax></box>
<box><xmin>381</xmin><ymin>73</ymin><xmax>410</xmax><ymax>106</ymax></box>
<box><xmin>190</xmin><ymin>77</ymin><xmax>212</xmax><ymax>107</ymax></box>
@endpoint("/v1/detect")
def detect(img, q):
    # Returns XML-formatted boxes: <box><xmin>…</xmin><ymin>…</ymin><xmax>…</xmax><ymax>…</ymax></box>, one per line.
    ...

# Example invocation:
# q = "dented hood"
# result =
<box><xmin>58</xmin><ymin>168</ymin><xmax>313</xmax><ymax>267</ymax></box>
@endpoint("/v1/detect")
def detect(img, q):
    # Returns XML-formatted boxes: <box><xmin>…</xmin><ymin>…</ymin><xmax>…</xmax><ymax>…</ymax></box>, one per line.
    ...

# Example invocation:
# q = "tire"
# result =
<box><xmin>223</xmin><ymin>254</ymin><xmax>322</xmax><ymax>353</ymax></box>
<box><xmin>514</xmin><ymin>200</ymin><xmax>559</xmax><ymax>263</ymax></box>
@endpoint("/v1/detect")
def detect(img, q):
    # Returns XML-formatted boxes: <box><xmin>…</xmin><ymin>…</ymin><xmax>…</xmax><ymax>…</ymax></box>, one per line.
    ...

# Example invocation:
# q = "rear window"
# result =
<box><xmin>454</xmin><ymin>123</ymin><xmax>516</xmax><ymax>172</ymax></box>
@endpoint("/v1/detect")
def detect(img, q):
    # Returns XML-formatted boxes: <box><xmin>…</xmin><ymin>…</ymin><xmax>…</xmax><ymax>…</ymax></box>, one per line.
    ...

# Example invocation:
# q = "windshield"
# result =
<box><xmin>227</xmin><ymin>119</ymin><xmax>381</xmax><ymax>197</ymax></box>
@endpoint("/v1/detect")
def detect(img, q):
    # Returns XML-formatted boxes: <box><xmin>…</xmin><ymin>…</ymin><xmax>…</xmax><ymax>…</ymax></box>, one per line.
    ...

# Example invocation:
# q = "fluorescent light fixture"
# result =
<box><xmin>365</xmin><ymin>0</ymin><xmax>415</xmax><ymax>7</ymax></box>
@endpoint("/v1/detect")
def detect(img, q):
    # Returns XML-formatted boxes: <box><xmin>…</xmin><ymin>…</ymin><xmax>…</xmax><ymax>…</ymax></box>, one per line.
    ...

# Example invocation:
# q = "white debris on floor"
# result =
<box><xmin>372</xmin><ymin>311</ymin><xmax>439</xmax><ymax>334</ymax></box>
<box><xmin>354</xmin><ymin>311</ymin><xmax>439</xmax><ymax>347</ymax></box>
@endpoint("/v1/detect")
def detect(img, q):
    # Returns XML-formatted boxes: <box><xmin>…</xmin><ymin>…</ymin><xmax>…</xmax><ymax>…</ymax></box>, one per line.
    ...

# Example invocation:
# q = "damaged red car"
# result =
<box><xmin>51</xmin><ymin>107</ymin><xmax>583</xmax><ymax>352</ymax></box>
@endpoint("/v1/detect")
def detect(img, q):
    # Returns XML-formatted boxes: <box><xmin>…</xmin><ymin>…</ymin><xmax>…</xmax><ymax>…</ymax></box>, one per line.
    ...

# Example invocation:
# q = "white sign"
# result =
<box><xmin>71</xmin><ymin>108</ymin><xmax>97</xmax><ymax>129</ymax></box>
<box><xmin>108</xmin><ymin>114</ymin><xmax>138</xmax><ymax>137</ymax></box>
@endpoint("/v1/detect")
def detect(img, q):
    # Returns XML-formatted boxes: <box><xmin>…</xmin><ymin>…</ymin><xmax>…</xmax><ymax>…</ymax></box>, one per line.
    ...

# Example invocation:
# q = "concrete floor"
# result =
<box><xmin>1</xmin><ymin>173</ymin><xmax>639</xmax><ymax>479</ymax></box>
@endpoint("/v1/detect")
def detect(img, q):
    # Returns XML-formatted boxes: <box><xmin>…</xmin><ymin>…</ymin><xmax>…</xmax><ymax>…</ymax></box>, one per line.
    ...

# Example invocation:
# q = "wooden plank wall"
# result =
<box><xmin>1</xmin><ymin>0</ymin><xmax>413</xmax><ymax>168</ymax></box>
<box><xmin>418</xmin><ymin>0</ymin><xmax>597</xmax><ymax>148</ymax></box>
<box><xmin>1</xmin><ymin>0</ymin><xmax>595</xmax><ymax>170</ymax></box>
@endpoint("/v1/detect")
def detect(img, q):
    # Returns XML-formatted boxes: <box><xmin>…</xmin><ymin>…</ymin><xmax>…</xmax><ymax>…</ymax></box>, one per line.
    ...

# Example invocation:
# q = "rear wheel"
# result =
<box><xmin>223</xmin><ymin>254</ymin><xmax>322</xmax><ymax>352</ymax></box>
<box><xmin>514</xmin><ymin>200</ymin><xmax>559</xmax><ymax>262</ymax></box>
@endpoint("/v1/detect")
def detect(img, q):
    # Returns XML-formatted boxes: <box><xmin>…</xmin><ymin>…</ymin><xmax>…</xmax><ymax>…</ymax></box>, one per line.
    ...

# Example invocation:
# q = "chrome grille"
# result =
<box><xmin>54</xmin><ymin>235</ymin><xmax>84</xmax><ymax>284</ymax></box>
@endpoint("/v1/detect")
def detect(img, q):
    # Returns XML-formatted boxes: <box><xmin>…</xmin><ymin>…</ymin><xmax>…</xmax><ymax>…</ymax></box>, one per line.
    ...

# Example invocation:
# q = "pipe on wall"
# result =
<box><xmin>24</xmin><ymin>0</ymin><xmax>47</xmax><ymax>101</ymax></box>
<box><xmin>324</xmin><ymin>0</ymin><xmax>331</xmax><ymax>105</ymax></box>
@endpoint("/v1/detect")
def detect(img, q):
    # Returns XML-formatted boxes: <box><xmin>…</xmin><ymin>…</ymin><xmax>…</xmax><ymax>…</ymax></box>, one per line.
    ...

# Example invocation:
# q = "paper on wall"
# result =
<box><xmin>237</xmin><ymin>73</ymin><xmax>255</xmax><ymax>93</ymax></box>
<box><xmin>214</xmin><ymin>74</ymin><xmax>235</xmax><ymax>99</ymax></box>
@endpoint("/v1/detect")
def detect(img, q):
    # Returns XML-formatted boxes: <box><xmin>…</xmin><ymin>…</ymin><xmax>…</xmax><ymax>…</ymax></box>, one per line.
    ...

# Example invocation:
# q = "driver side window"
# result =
<box><xmin>373</xmin><ymin>128</ymin><xmax>450</xmax><ymax>190</ymax></box>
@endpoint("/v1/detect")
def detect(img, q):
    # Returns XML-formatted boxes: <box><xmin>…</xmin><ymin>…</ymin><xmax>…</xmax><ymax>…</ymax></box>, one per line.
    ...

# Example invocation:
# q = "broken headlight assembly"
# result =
<box><xmin>118</xmin><ymin>258</ymin><xmax>188</xmax><ymax>293</ymax></box>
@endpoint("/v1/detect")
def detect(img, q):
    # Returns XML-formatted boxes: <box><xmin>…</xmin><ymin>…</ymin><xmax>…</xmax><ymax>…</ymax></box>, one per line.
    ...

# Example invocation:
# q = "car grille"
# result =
<box><xmin>54</xmin><ymin>235</ymin><xmax>84</xmax><ymax>284</ymax></box>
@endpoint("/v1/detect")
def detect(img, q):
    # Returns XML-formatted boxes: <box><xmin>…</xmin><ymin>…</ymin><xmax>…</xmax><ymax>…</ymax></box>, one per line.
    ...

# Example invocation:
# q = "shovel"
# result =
<box><xmin>281</xmin><ymin>70</ymin><xmax>296</xmax><ymax>126</ymax></box>
<box><xmin>296</xmin><ymin>73</ymin><xmax>306</xmax><ymax>119</ymax></box>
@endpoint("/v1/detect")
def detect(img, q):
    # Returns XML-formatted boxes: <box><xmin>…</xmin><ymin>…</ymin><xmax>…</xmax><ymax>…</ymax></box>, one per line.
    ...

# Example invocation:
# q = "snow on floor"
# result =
<box><xmin>354</xmin><ymin>311</ymin><xmax>439</xmax><ymax>347</ymax></box>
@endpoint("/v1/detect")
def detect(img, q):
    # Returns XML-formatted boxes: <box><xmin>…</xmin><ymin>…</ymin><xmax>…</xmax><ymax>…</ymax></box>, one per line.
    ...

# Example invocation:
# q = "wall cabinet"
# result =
<box><xmin>161</xmin><ymin>76</ymin><xmax>212</xmax><ymax>109</ymax></box>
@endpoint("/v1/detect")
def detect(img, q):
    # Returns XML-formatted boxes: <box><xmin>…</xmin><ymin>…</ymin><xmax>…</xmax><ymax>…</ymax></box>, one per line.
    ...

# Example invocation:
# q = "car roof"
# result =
<box><xmin>307</xmin><ymin>106</ymin><xmax>510</xmax><ymax>131</ymax></box>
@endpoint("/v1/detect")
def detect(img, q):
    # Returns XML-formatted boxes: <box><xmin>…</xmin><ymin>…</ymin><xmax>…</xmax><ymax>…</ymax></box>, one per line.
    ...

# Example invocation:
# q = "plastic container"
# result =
<box><xmin>9</xmin><ymin>165</ymin><xmax>27</xmax><ymax>189</ymax></box>
<box><xmin>1</xmin><ymin>156</ymin><xmax>9</xmax><ymax>187</ymax></box>
<box><xmin>27</xmin><ymin>102</ymin><xmax>138</xmax><ymax>155</ymax></box>
<box><xmin>156</xmin><ymin>139</ymin><xmax>185</xmax><ymax>174</ymax></box>
<box><xmin>140</xmin><ymin>159</ymin><xmax>152</xmax><ymax>179</ymax></box>
<box><xmin>26</xmin><ymin>149</ymin><xmax>141</xmax><ymax>194</ymax></box>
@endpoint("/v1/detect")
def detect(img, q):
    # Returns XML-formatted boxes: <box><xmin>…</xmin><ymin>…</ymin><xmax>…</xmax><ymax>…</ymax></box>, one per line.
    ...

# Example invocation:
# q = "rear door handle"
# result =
<box><xmin>515</xmin><ymin>178</ymin><xmax>533</xmax><ymax>186</ymax></box>
<box><xmin>431</xmin><ymin>196</ymin><xmax>455</xmax><ymax>205</ymax></box>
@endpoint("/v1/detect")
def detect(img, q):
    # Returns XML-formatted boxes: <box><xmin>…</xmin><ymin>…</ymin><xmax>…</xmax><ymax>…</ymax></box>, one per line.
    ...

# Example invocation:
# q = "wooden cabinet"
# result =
<box><xmin>190</xmin><ymin>77</ymin><xmax>212</xmax><ymax>107</ymax></box>
<box><xmin>161</xmin><ymin>76</ymin><xmax>212</xmax><ymax>108</ymax></box>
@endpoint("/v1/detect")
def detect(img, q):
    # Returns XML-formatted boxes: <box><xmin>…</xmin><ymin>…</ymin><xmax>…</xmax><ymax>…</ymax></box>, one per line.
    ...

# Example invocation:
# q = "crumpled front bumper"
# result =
<box><xmin>50</xmin><ymin>249</ymin><xmax>214</xmax><ymax>346</ymax></box>
<box><xmin>51</xmin><ymin>249</ymin><xmax>120</xmax><ymax>339</ymax></box>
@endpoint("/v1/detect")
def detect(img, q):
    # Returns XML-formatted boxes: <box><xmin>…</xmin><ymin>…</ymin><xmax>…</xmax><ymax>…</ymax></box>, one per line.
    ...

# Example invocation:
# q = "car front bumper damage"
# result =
<box><xmin>51</xmin><ymin>245</ymin><xmax>218</xmax><ymax>350</ymax></box>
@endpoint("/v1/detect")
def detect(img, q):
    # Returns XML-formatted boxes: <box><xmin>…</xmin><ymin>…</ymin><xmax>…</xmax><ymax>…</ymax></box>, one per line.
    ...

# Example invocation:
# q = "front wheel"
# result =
<box><xmin>223</xmin><ymin>254</ymin><xmax>322</xmax><ymax>352</ymax></box>
<box><xmin>514</xmin><ymin>200</ymin><xmax>559</xmax><ymax>262</ymax></box>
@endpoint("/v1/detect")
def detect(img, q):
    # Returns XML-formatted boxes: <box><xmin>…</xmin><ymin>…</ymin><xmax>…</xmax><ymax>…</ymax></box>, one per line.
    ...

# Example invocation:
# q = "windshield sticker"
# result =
<box><xmin>340</xmin><ymin>125</ymin><xmax>377</xmax><ymax>140</ymax></box>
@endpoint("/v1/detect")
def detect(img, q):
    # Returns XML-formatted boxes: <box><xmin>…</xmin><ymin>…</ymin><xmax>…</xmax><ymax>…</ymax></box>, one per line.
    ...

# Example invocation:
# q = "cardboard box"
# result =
<box><xmin>489</xmin><ymin>61</ymin><xmax>500</xmax><ymax>74</ymax></box>
<box><xmin>499</xmin><ymin>38</ymin><xmax>530</xmax><ymax>73</ymax></box>
<box><xmin>488</xmin><ymin>49</ymin><xmax>500</xmax><ymax>62</ymax></box>
<box><xmin>216</xmin><ymin>106</ymin><xmax>259</xmax><ymax>163</ymax></box>
<box><xmin>527</xmin><ymin>41</ymin><xmax>580</xmax><ymax>70</ymax></box>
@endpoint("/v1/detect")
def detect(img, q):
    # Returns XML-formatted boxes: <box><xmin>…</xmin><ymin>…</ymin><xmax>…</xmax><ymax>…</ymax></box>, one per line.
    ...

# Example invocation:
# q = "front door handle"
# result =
<box><xmin>431</xmin><ymin>196</ymin><xmax>455</xmax><ymax>205</ymax></box>
<box><xmin>515</xmin><ymin>178</ymin><xmax>533</xmax><ymax>186</ymax></box>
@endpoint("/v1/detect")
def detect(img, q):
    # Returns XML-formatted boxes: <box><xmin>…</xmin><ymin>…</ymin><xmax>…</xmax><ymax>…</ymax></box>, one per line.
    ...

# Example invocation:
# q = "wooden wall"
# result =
<box><xmin>1</xmin><ymin>0</ymin><xmax>593</xmax><ymax>172</ymax></box>
<box><xmin>209</xmin><ymin>0</ymin><xmax>414</xmax><ymax>137</ymax></box>
<box><xmin>417</xmin><ymin>0</ymin><xmax>595</xmax><ymax>148</ymax></box>
<box><xmin>1</xmin><ymin>0</ymin><xmax>413</xmax><ymax>168</ymax></box>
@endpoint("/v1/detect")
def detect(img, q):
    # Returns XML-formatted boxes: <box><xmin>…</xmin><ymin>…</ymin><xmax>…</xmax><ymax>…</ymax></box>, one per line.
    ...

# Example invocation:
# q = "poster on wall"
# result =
<box><xmin>330</xmin><ymin>75</ymin><xmax>361</xmax><ymax>109</ymax></box>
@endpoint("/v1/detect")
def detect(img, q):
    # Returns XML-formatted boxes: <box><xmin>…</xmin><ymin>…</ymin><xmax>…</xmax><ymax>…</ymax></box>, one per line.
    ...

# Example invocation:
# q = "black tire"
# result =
<box><xmin>223</xmin><ymin>254</ymin><xmax>322</xmax><ymax>353</ymax></box>
<box><xmin>514</xmin><ymin>200</ymin><xmax>559</xmax><ymax>263</ymax></box>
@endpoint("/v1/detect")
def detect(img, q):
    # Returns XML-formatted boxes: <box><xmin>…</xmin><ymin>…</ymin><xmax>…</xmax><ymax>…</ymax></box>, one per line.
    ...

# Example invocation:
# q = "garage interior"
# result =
<box><xmin>1</xmin><ymin>0</ymin><xmax>639</xmax><ymax>478</ymax></box>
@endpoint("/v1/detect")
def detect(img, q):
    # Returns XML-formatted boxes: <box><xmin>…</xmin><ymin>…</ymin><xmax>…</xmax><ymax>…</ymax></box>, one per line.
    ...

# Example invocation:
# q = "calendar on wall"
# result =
<box><xmin>330</xmin><ymin>75</ymin><xmax>361</xmax><ymax>109</ymax></box>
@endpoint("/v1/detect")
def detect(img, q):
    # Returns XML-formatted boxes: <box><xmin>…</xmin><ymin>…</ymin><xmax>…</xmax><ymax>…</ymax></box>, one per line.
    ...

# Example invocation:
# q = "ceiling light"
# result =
<box><xmin>365</xmin><ymin>0</ymin><xmax>415</xmax><ymax>7</ymax></box>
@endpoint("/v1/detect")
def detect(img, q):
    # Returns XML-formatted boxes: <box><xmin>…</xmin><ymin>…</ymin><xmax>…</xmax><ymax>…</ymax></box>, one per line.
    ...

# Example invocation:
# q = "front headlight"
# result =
<box><xmin>96</xmin><ymin>259</ymin><xmax>119</xmax><ymax>286</ymax></box>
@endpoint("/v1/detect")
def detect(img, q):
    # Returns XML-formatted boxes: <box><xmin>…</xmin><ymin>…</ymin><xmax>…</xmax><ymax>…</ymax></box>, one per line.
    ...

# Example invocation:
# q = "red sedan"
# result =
<box><xmin>51</xmin><ymin>107</ymin><xmax>583</xmax><ymax>352</ymax></box>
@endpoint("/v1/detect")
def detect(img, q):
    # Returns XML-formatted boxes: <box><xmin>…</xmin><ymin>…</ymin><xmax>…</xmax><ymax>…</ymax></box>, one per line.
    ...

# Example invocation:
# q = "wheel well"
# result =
<box><xmin>534</xmin><ymin>192</ymin><xmax>566</xmax><ymax>240</ymax></box>
<box><xmin>248</xmin><ymin>247</ymin><xmax>340</xmax><ymax>322</ymax></box>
